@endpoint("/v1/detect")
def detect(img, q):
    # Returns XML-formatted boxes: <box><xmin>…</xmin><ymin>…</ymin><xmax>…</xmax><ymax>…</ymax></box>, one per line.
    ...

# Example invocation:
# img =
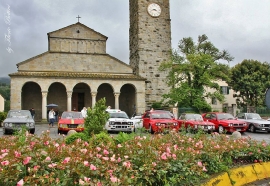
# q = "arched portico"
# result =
<box><xmin>21</xmin><ymin>82</ymin><xmax>42</xmax><ymax>120</ymax></box>
<box><xmin>96</xmin><ymin>83</ymin><xmax>115</xmax><ymax>108</ymax></box>
<box><xmin>119</xmin><ymin>84</ymin><xmax>136</xmax><ymax>117</ymax></box>
<box><xmin>72</xmin><ymin>83</ymin><xmax>91</xmax><ymax>111</ymax></box>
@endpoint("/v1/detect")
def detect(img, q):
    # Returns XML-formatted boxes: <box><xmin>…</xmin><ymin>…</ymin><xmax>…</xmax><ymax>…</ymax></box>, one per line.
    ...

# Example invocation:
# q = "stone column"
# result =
<box><xmin>42</xmin><ymin>91</ymin><xmax>48</xmax><ymax>120</ymax></box>
<box><xmin>91</xmin><ymin>92</ymin><xmax>97</xmax><ymax>108</ymax></box>
<box><xmin>114</xmin><ymin>92</ymin><xmax>120</xmax><ymax>109</ymax></box>
<box><xmin>67</xmin><ymin>91</ymin><xmax>72</xmax><ymax>111</ymax></box>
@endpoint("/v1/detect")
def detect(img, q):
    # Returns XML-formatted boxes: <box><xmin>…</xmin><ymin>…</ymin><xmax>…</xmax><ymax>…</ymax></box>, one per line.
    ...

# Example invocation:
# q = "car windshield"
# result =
<box><xmin>151</xmin><ymin>112</ymin><xmax>172</xmax><ymax>119</ymax></box>
<box><xmin>246</xmin><ymin>113</ymin><xmax>261</xmax><ymax>120</ymax></box>
<box><xmin>109</xmin><ymin>112</ymin><xmax>129</xmax><ymax>119</ymax></box>
<box><xmin>61</xmin><ymin>112</ymin><xmax>83</xmax><ymax>119</ymax></box>
<box><xmin>8</xmin><ymin>110</ymin><xmax>31</xmax><ymax>118</ymax></box>
<box><xmin>185</xmin><ymin>114</ymin><xmax>203</xmax><ymax>121</ymax></box>
<box><xmin>217</xmin><ymin>113</ymin><xmax>235</xmax><ymax>120</ymax></box>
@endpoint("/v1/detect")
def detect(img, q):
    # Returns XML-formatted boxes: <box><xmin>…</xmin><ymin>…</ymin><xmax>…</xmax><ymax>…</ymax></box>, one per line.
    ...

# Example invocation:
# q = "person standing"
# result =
<box><xmin>48</xmin><ymin>108</ymin><xmax>55</xmax><ymax>127</ymax></box>
<box><xmin>81</xmin><ymin>107</ymin><xmax>87</xmax><ymax>118</ymax></box>
<box><xmin>29</xmin><ymin>108</ymin><xmax>35</xmax><ymax>119</ymax></box>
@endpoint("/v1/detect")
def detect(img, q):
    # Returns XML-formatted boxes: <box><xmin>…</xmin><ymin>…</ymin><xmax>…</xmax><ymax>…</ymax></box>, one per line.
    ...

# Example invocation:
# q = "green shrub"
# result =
<box><xmin>84</xmin><ymin>98</ymin><xmax>109</xmax><ymax>135</ymax></box>
<box><xmin>65</xmin><ymin>132</ymin><xmax>89</xmax><ymax>144</ymax></box>
<box><xmin>0</xmin><ymin>111</ymin><xmax>7</xmax><ymax>124</ymax></box>
<box><xmin>88</xmin><ymin>131</ymin><xmax>114</xmax><ymax>147</ymax></box>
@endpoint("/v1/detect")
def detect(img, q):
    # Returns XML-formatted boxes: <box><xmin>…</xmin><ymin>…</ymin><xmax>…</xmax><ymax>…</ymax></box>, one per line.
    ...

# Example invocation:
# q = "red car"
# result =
<box><xmin>57</xmin><ymin>111</ymin><xmax>85</xmax><ymax>134</ymax></box>
<box><xmin>178</xmin><ymin>113</ymin><xmax>215</xmax><ymax>133</ymax></box>
<box><xmin>202</xmin><ymin>112</ymin><xmax>248</xmax><ymax>134</ymax></box>
<box><xmin>142</xmin><ymin>110</ymin><xmax>179</xmax><ymax>134</ymax></box>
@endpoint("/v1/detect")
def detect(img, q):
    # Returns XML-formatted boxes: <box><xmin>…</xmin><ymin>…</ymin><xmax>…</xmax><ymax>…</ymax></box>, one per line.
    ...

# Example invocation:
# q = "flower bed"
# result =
<box><xmin>0</xmin><ymin>130</ymin><xmax>270</xmax><ymax>185</ymax></box>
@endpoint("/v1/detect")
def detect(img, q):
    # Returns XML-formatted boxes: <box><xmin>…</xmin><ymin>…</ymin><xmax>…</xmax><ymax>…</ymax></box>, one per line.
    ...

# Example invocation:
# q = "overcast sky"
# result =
<box><xmin>0</xmin><ymin>0</ymin><xmax>269</xmax><ymax>78</ymax></box>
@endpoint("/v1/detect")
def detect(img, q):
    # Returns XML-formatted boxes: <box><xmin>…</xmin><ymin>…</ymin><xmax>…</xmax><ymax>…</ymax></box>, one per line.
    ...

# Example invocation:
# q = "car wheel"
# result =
<box><xmin>218</xmin><ymin>126</ymin><xmax>224</xmax><ymax>134</ymax></box>
<box><xmin>29</xmin><ymin>129</ymin><xmax>35</xmax><ymax>134</ymax></box>
<box><xmin>57</xmin><ymin>129</ymin><xmax>62</xmax><ymax>134</ymax></box>
<box><xmin>149</xmin><ymin>125</ymin><xmax>154</xmax><ymax>134</ymax></box>
<box><xmin>249</xmin><ymin>125</ymin><xmax>256</xmax><ymax>133</ymax></box>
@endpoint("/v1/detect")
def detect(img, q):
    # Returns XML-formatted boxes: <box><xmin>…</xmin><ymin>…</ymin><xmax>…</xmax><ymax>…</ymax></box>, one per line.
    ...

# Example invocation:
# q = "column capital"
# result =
<box><xmin>114</xmin><ymin>92</ymin><xmax>120</xmax><ymax>97</ymax></box>
<box><xmin>91</xmin><ymin>91</ymin><xmax>97</xmax><ymax>97</ymax></box>
<box><xmin>41</xmin><ymin>91</ymin><xmax>48</xmax><ymax>98</ymax></box>
<box><xmin>67</xmin><ymin>91</ymin><xmax>73</xmax><ymax>98</ymax></box>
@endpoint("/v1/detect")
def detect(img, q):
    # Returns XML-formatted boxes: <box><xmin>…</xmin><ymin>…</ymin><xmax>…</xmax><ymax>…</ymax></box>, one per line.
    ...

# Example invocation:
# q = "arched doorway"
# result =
<box><xmin>47</xmin><ymin>82</ymin><xmax>67</xmax><ymax>116</ymax></box>
<box><xmin>21</xmin><ymin>82</ymin><xmax>42</xmax><ymax>120</ymax></box>
<box><xmin>72</xmin><ymin>83</ymin><xmax>91</xmax><ymax>111</ymax></box>
<box><xmin>96</xmin><ymin>83</ymin><xmax>114</xmax><ymax>108</ymax></box>
<box><xmin>119</xmin><ymin>84</ymin><xmax>136</xmax><ymax>117</ymax></box>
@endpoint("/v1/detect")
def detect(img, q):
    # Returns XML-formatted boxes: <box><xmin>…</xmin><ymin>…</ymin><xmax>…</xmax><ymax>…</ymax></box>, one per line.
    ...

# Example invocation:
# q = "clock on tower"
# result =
<box><xmin>129</xmin><ymin>0</ymin><xmax>172</xmax><ymax>109</ymax></box>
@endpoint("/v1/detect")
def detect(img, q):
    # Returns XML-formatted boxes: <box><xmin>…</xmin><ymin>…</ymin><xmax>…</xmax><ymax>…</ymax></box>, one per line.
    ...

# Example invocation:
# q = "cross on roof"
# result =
<box><xmin>76</xmin><ymin>15</ymin><xmax>81</xmax><ymax>22</ymax></box>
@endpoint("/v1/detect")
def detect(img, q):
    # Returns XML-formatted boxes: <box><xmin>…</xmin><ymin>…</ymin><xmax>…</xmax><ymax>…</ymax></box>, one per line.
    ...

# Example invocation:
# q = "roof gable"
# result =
<box><xmin>47</xmin><ymin>22</ymin><xmax>108</xmax><ymax>41</ymax></box>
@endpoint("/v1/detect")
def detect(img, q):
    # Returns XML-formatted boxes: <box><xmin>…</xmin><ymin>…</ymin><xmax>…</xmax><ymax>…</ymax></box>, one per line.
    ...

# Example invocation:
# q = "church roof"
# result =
<box><xmin>9</xmin><ymin>71</ymin><xmax>146</xmax><ymax>80</ymax></box>
<box><xmin>47</xmin><ymin>22</ymin><xmax>108</xmax><ymax>40</ymax></box>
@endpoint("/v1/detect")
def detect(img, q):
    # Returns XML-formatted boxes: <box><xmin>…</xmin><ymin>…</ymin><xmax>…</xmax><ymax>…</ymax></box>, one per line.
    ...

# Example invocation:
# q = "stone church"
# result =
<box><xmin>9</xmin><ymin>0</ymin><xmax>171</xmax><ymax>121</ymax></box>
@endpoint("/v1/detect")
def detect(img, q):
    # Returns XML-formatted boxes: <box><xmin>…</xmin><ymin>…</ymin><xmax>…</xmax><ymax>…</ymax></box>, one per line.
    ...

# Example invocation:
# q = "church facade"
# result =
<box><xmin>9</xmin><ymin>0</ymin><xmax>172</xmax><ymax>121</ymax></box>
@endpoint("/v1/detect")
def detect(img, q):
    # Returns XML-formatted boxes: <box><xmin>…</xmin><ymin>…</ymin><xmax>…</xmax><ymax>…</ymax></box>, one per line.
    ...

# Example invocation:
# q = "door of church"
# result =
<box><xmin>72</xmin><ymin>93</ymin><xmax>84</xmax><ymax>111</ymax></box>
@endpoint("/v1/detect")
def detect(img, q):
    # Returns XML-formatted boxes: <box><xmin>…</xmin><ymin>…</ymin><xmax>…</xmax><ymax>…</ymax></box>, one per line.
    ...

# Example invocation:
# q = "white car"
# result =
<box><xmin>105</xmin><ymin>109</ymin><xmax>135</xmax><ymax>133</ymax></box>
<box><xmin>131</xmin><ymin>115</ymin><xmax>143</xmax><ymax>128</ymax></box>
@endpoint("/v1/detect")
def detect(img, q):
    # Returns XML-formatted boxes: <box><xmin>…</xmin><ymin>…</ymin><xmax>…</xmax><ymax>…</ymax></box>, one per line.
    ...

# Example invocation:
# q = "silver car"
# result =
<box><xmin>236</xmin><ymin>113</ymin><xmax>270</xmax><ymax>133</ymax></box>
<box><xmin>3</xmin><ymin>110</ymin><xmax>35</xmax><ymax>134</ymax></box>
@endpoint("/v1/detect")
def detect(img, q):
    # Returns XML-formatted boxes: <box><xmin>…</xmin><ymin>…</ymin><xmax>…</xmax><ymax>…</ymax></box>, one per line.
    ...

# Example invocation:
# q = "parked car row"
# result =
<box><xmin>3</xmin><ymin>109</ymin><xmax>270</xmax><ymax>135</ymax></box>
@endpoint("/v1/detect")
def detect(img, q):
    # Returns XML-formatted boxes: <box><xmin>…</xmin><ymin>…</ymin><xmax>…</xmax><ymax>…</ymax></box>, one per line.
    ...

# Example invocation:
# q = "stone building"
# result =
<box><xmin>9</xmin><ymin>22</ymin><xmax>146</xmax><ymax>121</ymax></box>
<box><xmin>9</xmin><ymin>0</ymin><xmax>172</xmax><ymax>121</ymax></box>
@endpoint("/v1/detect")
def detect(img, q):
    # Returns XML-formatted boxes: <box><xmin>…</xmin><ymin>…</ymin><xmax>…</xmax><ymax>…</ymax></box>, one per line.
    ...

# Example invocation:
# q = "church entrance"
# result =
<box><xmin>72</xmin><ymin>83</ymin><xmax>91</xmax><ymax>111</ymax></box>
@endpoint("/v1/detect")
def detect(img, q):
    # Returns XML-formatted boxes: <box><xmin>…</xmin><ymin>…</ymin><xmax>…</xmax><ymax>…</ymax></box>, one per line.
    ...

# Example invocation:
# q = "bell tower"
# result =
<box><xmin>129</xmin><ymin>0</ymin><xmax>171</xmax><ymax>109</ymax></box>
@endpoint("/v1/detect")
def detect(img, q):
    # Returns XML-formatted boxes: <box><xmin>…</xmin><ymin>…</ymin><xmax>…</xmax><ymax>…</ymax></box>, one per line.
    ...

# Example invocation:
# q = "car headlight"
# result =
<box><xmin>128</xmin><ymin>122</ymin><xmax>134</xmax><ymax>125</ymax></box>
<box><xmin>109</xmin><ymin>121</ymin><xmax>115</xmax><ymax>125</ymax></box>
<box><xmin>228</xmin><ymin>123</ymin><xmax>233</xmax><ymax>127</ymax></box>
<box><xmin>156</xmin><ymin>122</ymin><xmax>161</xmax><ymax>126</ymax></box>
<box><xmin>173</xmin><ymin>122</ymin><xmax>178</xmax><ymax>126</ymax></box>
<box><xmin>26</xmin><ymin>123</ymin><xmax>34</xmax><ymax>127</ymax></box>
<box><xmin>5</xmin><ymin>123</ymin><xmax>12</xmax><ymax>127</ymax></box>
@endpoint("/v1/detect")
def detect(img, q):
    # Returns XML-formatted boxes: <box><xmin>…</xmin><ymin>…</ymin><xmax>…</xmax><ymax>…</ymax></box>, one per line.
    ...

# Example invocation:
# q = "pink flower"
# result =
<box><xmin>79</xmin><ymin>179</ymin><xmax>85</xmax><ymax>185</ymax></box>
<box><xmin>123</xmin><ymin>161</ymin><xmax>131</xmax><ymax>168</ymax></box>
<box><xmin>84</xmin><ymin>177</ymin><xmax>91</xmax><ymax>182</ymax></box>
<box><xmin>161</xmin><ymin>153</ymin><xmax>167</xmax><ymax>160</ymax></box>
<box><xmin>166</xmin><ymin>147</ymin><xmax>171</xmax><ymax>153</ymax></box>
<box><xmin>203</xmin><ymin>166</ymin><xmax>207</xmax><ymax>171</ymax></box>
<box><xmin>110</xmin><ymin>176</ymin><xmax>119</xmax><ymax>183</ymax></box>
<box><xmin>84</xmin><ymin>161</ymin><xmax>89</xmax><ymax>166</ymax></box>
<box><xmin>103</xmin><ymin>149</ymin><xmax>109</xmax><ymax>155</ymax></box>
<box><xmin>90</xmin><ymin>164</ymin><xmax>97</xmax><ymax>170</ymax></box>
<box><xmin>23</xmin><ymin>157</ymin><xmax>31</xmax><ymax>165</ymax></box>
<box><xmin>15</xmin><ymin>151</ymin><xmax>21</xmax><ymax>158</ymax></box>
<box><xmin>62</xmin><ymin>157</ymin><xmax>71</xmax><ymax>164</ymax></box>
<box><xmin>1</xmin><ymin>149</ymin><xmax>8</xmax><ymax>153</ymax></box>
<box><xmin>172</xmin><ymin>154</ymin><xmax>176</xmax><ymax>159</ymax></box>
<box><xmin>1</xmin><ymin>160</ymin><xmax>9</xmax><ymax>166</ymax></box>
<box><xmin>48</xmin><ymin>163</ymin><xmax>57</xmax><ymax>168</ymax></box>
<box><xmin>124</xmin><ymin>156</ymin><xmax>129</xmax><ymax>159</ymax></box>
<box><xmin>198</xmin><ymin>161</ymin><xmax>203</xmax><ymax>167</ymax></box>
<box><xmin>54</xmin><ymin>143</ymin><xmax>59</xmax><ymax>147</ymax></box>
<box><xmin>96</xmin><ymin>154</ymin><xmax>102</xmax><ymax>158</ymax></box>
<box><xmin>33</xmin><ymin>165</ymin><xmax>40</xmax><ymax>171</ymax></box>
<box><xmin>80</xmin><ymin>149</ymin><xmax>87</xmax><ymax>154</ymax></box>
<box><xmin>84</xmin><ymin>142</ymin><xmax>89</xmax><ymax>146</ymax></box>
<box><xmin>117</xmin><ymin>157</ymin><xmax>121</xmax><ymax>162</ymax></box>
<box><xmin>152</xmin><ymin>162</ymin><xmax>157</xmax><ymax>167</ymax></box>
<box><xmin>102</xmin><ymin>157</ymin><xmax>109</xmax><ymax>161</ymax></box>
<box><xmin>45</xmin><ymin>157</ymin><xmax>51</xmax><ymax>162</ymax></box>
<box><xmin>117</xmin><ymin>144</ymin><xmax>122</xmax><ymax>148</ymax></box>
<box><xmin>17</xmin><ymin>179</ymin><xmax>24</xmax><ymax>186</ymax></box>
<box><xmin>44</xmin><ymin>141</ymin><xmax>49</xmax><ymax>145</ymax></box>
<box><xmin>96</xmin><ymin>147</ymin><xmax>101</xmax><ymax>152</ymax></box>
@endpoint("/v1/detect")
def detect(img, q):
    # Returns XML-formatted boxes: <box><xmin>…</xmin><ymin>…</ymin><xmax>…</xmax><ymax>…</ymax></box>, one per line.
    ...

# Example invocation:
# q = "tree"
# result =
<box><xmin>84</xmin><ymin>98</ymin><xmax>109</xmax><ymax>135</ymax></box>
<box><xmin>228</xmin><ymin>59</ymin><xmax>270</xmax><ymax>107</ymax></box>
<box><xmin>159</xmin><ymin>34</ymin><xmax>233</xmax><ymax>112</ymax></box>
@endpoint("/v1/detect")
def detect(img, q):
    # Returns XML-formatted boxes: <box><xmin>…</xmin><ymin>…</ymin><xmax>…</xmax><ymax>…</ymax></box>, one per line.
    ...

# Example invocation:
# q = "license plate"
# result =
<box><xmin>237</xmin><ymin>129</ymin><xmax>241</xmax><ymax>131</ymax></box>
<box><xmin>262</xmin><ymin>128</ymin><xmax>265</xmax><ymax>130</ymax></box>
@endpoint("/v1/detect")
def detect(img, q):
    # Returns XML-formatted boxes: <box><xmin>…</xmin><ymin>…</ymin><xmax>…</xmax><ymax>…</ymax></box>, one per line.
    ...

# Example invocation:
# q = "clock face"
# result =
<box><xmin>147</xmin><ymin>3</ymin><xmax>161</xmax><ymax>17</ymax></box>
